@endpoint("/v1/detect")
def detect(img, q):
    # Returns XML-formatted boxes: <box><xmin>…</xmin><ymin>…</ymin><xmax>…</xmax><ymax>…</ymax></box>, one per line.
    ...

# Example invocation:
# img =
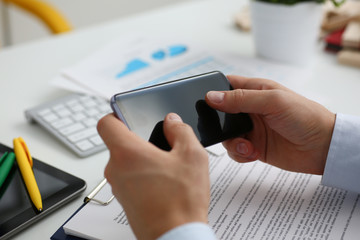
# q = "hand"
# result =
<box><xmin>205</xmin><ymin>75</ymin><xmax>336</xmax><ymax>175</ymax></box>
<box><xmin>97</xmin><ymin>113</ymin><xmax>210</xmax><ymax>240</ymax></box>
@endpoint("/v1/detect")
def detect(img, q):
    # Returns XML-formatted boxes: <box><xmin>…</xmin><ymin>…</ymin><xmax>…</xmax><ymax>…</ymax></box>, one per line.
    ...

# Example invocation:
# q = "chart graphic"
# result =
<box><xmin>115</xmin><ymin>59</ymin><xmax>149</xmax><ymax>78</ymax></box>
<box><xmin>115</xmin><ymin>45</ymin><xmax>188</xmax><ymax>79</ymax></box>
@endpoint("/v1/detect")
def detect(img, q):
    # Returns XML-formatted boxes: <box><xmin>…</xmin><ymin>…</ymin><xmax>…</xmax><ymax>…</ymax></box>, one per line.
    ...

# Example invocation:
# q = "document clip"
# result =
<box><xmin>84</xmin><ymin>178</ymin><xmax>114</xmax><ymax>206</ymax></box>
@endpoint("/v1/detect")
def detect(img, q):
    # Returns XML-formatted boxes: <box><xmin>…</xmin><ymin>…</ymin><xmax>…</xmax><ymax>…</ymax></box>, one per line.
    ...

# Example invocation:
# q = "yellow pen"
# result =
<box><xmin>13</xmin><ymin>137</ymin><xmax>43</xmax><ymax>212</ymax></box>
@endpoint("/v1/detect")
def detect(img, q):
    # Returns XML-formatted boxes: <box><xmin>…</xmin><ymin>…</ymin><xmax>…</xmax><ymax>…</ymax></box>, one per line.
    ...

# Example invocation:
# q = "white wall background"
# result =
<box><xmin>0</xmin><ymin>0</ymin><xmax>199</xmax><ymax>47</ymax></box>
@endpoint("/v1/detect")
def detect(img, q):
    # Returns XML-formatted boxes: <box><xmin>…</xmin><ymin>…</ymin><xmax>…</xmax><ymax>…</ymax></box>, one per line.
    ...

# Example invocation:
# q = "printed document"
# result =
<box><xmin>63</xmin><ymin>146</ymin><xmax>360</xmax><ymax>240</ymax></box>
<box><xmin>52</xmin><ymin>35</ymin><xmax>308</xmax><ymax>99</ymax></box>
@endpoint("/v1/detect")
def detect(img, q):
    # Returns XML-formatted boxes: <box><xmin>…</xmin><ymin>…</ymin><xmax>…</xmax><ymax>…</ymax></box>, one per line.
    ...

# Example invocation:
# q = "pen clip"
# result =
<box><xmin>15</xmin><ymin>137</ymin><xmax>33</xmax><ymax>168</ymax></box>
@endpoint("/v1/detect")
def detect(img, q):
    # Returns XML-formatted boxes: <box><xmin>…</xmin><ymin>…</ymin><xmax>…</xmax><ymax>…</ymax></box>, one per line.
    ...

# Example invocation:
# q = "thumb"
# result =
<box><xmin>163</xmin><ymin>113</ymin><xmax>203</xmax><ymax>152</ymax></box>
<box><xmin>205</xmin><ymin>89</ymin><xmax>281</xmax><ymax>115</ymax></box>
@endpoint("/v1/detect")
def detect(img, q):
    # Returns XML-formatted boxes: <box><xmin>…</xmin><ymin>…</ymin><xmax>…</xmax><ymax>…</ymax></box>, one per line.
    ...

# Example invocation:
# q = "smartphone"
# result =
<box><xmin>110</xmin><ymin>71</ymin><xmax>253</xmax><ymax>151</ymax></box>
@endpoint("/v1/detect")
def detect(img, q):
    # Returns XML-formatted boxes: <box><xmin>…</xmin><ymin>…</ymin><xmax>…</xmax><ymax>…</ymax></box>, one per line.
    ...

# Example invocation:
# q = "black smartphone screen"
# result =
<box><xmin>111</xmin><ymin>71</ymin><xmax>253</xmax><ymax>150</ymax></box>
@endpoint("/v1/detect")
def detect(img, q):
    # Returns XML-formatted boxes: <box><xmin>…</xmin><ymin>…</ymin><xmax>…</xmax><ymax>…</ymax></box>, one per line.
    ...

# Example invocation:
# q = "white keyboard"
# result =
<box><xmin>25</xmin><ymin>93</ymin><xmax>112</xmax><ymax>157</ymax></box>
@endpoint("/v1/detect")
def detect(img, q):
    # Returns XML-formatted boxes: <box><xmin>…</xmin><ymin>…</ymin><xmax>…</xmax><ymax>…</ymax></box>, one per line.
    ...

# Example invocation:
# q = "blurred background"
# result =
<box><xmin>0</xmin><ymin>0</ymin><xmax>359</xmax><ymax>68</ymax></box>
<box><xmin>0</xmin><ymin>0</ymin><xmax>201</xmax><ymax>47</ymax></box>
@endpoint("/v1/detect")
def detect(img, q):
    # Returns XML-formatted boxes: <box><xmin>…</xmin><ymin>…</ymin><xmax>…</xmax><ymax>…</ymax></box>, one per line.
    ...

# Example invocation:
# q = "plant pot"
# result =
<box><xmin>250</xmin><ymin>1</ymin><xmax>323</xmax><ymax>66</ymax></box>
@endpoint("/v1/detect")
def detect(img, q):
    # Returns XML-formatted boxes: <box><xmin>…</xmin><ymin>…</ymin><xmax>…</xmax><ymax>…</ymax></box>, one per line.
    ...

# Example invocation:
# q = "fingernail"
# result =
<box><xmin>207</xmin><ymin>91</ymin><xmax>224</xmax><ymax>104</ymax></box>
<box><xmin>168</xmin><ymin>113</ymin><xmax>182</xmax><ymax>122</ymax></box>
<box><xmin>236</xmin><ymin>143</ymin><xmax>248</xmax><ymax>155</ymax></box>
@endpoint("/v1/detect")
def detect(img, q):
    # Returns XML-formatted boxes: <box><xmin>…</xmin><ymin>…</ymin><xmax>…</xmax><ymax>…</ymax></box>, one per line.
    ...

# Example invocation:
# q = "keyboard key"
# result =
<box><xmin>72</xmin><ymin>112</ymin><xmax>87</xmax><ymax>121</ymax></box>
<box><xmin>59</xmin><ymin>123</ymin><xmax>85</xmax><ymax>136</ymax></box>
<box><xmin>82</xmin><ymin>118</ymin><xmax>97</xmax><ymax>127</ymax></box>
<box><xmin>90</xmin><ymin>135</ymin><xmax>103</xmax><ymax>146</ymax></box>
<box><xmin>75</xmin><ymin>140</ymin><xmax>94</xmax><ymax>151</ymax></box>
<box><xmin>67</xmin><ymin>127</ymin><xmax>98</xmax><ymax>143</ymax></box>
<box><xmin>65</xmin><ymin>99</ymin><xmax>79</xmax><ymax>107</ymax></box>
<box><xmin>52</xmin><ymin>104</ymin><xmax>65</xmax><ymax>111</ymax></box>
<box><xmin>51</xmin><ymin>117</ymin><xmax>73</xmax><ymax>129</ymax></box>
<box><xmin>42</xmin><ymin>113</ymin><xmax>58</xmax><ymax>122</ymax></box>
<box><xmin>56</xmin><ymin>108</ymin><xmax>72</xmax><ymax>117</ymax></box>
<box><xmin>83</xmin><ymin>100</ymin><xmax>97</xmax><ymax>108</ymax></box>
<box><xmin>37</xmin><ymin>108</ymin><xmax>52</xmax><ymax>116</ymax></box>
<box><xmin>86</xmin><ymin>108</ymin><xmax>100</xmax><ymax>116</ymax></box>
<box><xmin>70</xmin><ymin>104</ymin><xmax>85</xmax><ymax>113</ymax></box>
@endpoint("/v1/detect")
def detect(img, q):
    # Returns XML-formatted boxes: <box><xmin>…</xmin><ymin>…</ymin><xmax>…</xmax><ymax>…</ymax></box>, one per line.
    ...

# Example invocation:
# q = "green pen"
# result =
<box><xmin>0</xmin><ymin>152</ymin><xmax>15</xmax><ymax>188</ymax></box>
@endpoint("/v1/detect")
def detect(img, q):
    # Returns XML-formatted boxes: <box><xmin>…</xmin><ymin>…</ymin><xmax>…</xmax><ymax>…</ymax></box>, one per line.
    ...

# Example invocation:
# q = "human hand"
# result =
<box><xmin>205</xmin><ymin>75</ymin><xmax>336</xmax><ymax>175</ymax></box>
<box><xmin>97</xmin><ymin>113</ymin><xmax>210</xmax><ymax>240</ymax></box>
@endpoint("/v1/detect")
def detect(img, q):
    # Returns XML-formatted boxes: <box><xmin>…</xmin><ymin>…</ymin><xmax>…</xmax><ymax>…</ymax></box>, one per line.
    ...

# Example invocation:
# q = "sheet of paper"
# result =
<box><xmin>207</xmin><ymin>154</ymin><xmax>360</xmax><ymax>239</ymax></box>
<box><xmin>53</xmin><ymin>35</ymin><xmax>309</xmax><ymax>99</ymax></box>
<box><xmin>63</xmin><ymin>183</ymin><xmax>135</xmax><ymax>240</ymax></box>
<box><xmin>52</xmin><ymin>75</ymin><xmax>96</xmax><ymax>95</ymax></box>
<box><xmin>63</xmin><ymin>153</ymin><xmax>360</xmax><ymax>239</ymax></box>
<box><xmin>206</xmin><ymin>143</ymin><xmax>227</xmax><ymax>156</ymax></box>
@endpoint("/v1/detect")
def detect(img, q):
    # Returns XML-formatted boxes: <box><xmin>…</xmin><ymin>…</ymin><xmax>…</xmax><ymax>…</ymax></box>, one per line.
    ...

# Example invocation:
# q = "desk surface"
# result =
<box><xmin>1</xmin><ymin>0</ymin><xmax>359</xmax><ymax>239</ymax></box>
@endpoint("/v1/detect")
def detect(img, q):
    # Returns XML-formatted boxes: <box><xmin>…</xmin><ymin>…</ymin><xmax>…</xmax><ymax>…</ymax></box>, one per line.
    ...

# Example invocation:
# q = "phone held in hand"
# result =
<box><xmin>110</xmin><ymin>71</ymin><xmax>253</xmax><ymax>151</ymax></box>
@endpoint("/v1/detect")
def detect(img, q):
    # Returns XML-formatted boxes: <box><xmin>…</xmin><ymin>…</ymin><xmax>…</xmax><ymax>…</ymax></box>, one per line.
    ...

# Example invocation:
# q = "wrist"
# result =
<box><xmin>129</xmin><ymin>204</ymin><xmax>209</xmax><ymax>240</ymax></box>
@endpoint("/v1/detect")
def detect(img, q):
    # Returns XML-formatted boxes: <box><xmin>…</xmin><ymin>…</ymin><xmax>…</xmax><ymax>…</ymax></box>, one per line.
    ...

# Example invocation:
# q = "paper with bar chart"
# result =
<box><xmin>54</xmin><ymin>35</ymin><xmax>309</xmax><ymax>99</ymax></box>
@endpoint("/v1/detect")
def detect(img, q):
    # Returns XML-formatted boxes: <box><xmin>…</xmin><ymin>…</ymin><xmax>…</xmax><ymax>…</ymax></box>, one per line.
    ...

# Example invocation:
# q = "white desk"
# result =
<box><xmin>1</xmin><ymin>0</ymin><xmax>359</xmax><ymax>239</ymax></box>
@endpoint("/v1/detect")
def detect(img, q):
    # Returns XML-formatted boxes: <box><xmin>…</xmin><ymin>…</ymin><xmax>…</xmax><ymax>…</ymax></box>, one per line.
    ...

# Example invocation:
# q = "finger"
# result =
<box><xmin>97</xmin><ymin>113</ymin><xmax>150</xmax><ymax>152</ymax></box>
<box><xmin>206</xmin><ymin>88</ymin><xmax>284</xmax><ymax>115</ymax></box>
<box><xmin>163</xmin><ymin>113</ymin><xmax>203</xmax><ymax>153</ymax></box>
<box><xmin>222</xmin><ymin>138</ymin><xmax>258</xmax><ymax>160</ymax></box>
<box><xmin>226</xmin><ymin>75</ymin><xmax>288</xmax><ymax>91</ymax></box>
<box><xmin>227</xmin><ymin>151</ymin><xmax>259</xmax><ymax>163</ymax></box>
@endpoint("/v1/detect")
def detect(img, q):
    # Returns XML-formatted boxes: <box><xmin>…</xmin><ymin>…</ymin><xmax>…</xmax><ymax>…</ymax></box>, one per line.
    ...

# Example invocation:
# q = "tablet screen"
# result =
<box><xmin>0</xmin><ymin>143</ymin><xmax>86</xmax><ymax>239</ymax></box>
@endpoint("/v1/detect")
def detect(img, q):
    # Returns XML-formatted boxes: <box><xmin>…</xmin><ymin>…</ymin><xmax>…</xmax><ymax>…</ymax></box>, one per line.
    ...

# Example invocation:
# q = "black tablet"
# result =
<box><xmin>0</xmin><ymin>143</ymin><xmax>86</xmax><ymax>240</ymax></box>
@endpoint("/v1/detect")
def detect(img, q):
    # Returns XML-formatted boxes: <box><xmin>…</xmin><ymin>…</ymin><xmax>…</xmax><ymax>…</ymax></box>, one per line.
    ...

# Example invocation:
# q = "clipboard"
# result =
<box><xmin>50</xmin><ymin>179</ymin><xmax>115</xmax><ymax>240</ymax></box>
